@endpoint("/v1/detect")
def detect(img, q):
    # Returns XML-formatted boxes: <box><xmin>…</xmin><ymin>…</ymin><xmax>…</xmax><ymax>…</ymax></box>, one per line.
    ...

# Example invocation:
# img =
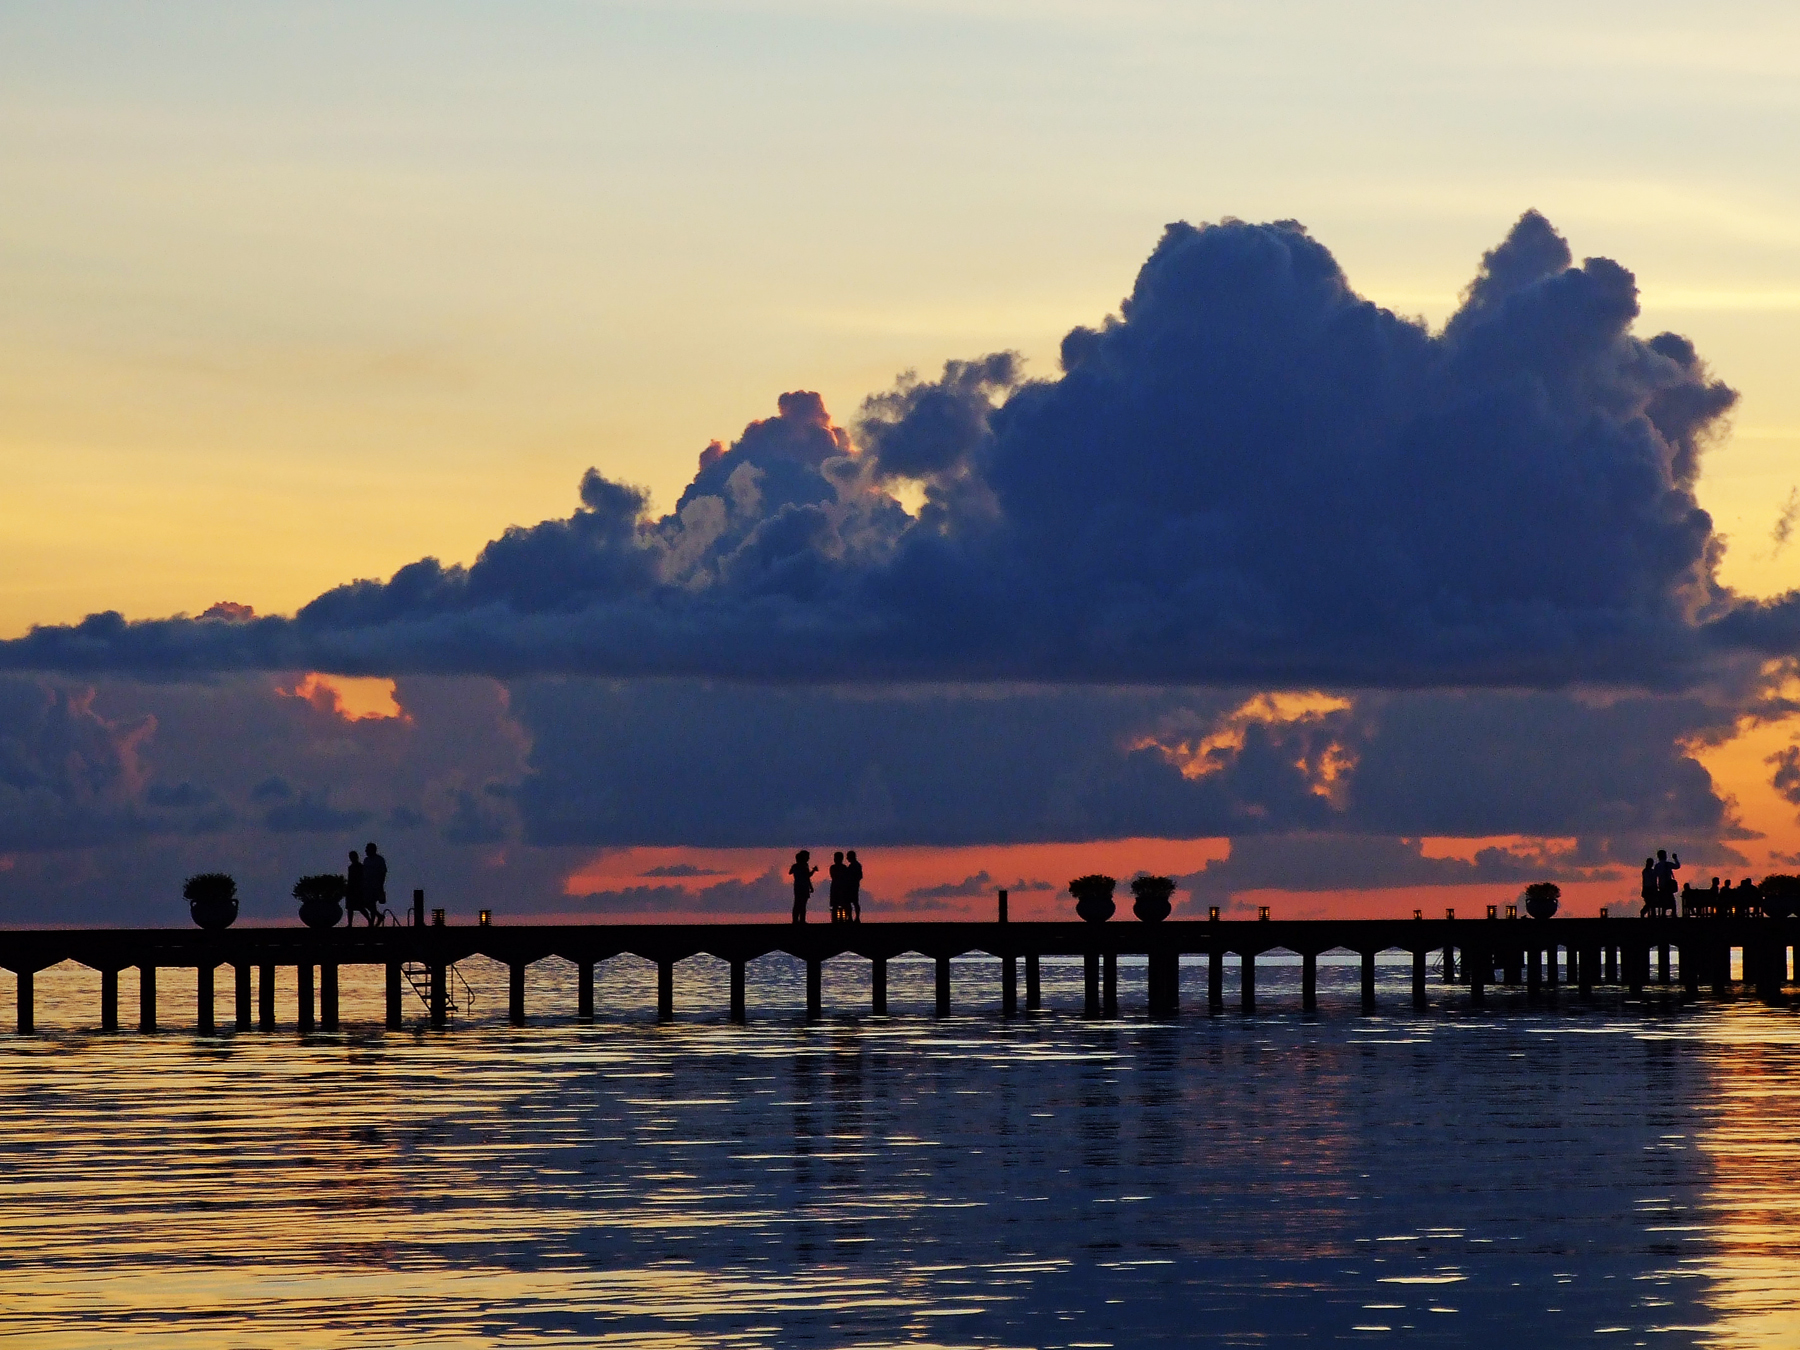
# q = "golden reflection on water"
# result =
<box><xmin>0</xmin><ymin>955</ymin><xmax>1796</xmax><ymax>1345</ymax></box>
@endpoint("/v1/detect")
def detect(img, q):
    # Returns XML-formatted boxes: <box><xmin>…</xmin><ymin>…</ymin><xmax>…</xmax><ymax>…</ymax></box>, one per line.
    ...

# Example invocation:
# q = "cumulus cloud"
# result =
<box><xmin>570</xmin><ymin>867</ymin><xmax>789</xmax><ymax>916</ymax></box>
<box><xmin>4</xmin><ymin>211</ymin><xmax>1778</xmax><ymax>689</ymax></box>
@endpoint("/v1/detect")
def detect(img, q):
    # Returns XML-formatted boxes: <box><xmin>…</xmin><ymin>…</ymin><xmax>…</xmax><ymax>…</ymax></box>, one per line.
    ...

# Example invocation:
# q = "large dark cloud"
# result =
<box><xmin>2</xmin><ymin>211</ymin><xmax>1776</xmax><ymax>689</ymax></box>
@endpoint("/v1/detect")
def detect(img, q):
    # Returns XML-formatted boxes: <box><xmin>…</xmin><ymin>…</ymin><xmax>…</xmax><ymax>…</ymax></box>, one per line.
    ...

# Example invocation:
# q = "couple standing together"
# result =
<box><xmin>345</xmin><ymin>841</ymin><xmax>388</xmax><ymax>926</ymax></box>
<box><xmin>789</xmin><ymin>849</ymin><xmax>862</xmax><ymax>924</ymax></box>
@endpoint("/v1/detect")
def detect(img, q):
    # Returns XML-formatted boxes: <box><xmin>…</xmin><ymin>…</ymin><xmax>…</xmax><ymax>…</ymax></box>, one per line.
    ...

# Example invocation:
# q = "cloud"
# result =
<box><xmin>2</xmin><ymin>211</ymin><xmax>1777</xmax><ymax>690</ymax></box>
<box><xmin>570</xmin><ymin>867</ymin><xmax>789</xmax><ymax>916</ymax></box>
<box><xmin>640</xmin><ymin>863</ymin><xmax>727</xmax><ymax>877</ymax></box>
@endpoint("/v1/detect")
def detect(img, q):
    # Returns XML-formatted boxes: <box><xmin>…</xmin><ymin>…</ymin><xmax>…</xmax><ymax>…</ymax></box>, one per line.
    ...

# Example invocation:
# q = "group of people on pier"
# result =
<box><xmin>1639</xmin><ymin>848</ymin><xmax>1799</xmax><ymax>918</ymax></box>
<box><xmin>789</xmin><ymin>849</ymin><xmax>863</xmax><ymax>924</ymax></box>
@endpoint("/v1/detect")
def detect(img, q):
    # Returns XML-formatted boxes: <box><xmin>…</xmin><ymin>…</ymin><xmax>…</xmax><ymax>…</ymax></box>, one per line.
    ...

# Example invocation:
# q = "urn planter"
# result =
<box><xmin>183</xmin><ymin>873</ymin><xmax>239</xmax><ymax>930</ymax></box>
<box><xmin>1523</xmin><ymin>882</ymin><xmax>1560</xmax><ymax>921</ymax></box>
<box><xmin>293</xmin><ymin>874</ymin><xmax>348</xmax><ymax>930</ymax></box>
<box><xmin>1130</xmin><ymin>875</ymin><xmax>1176</xmax><ymax>924</ymax></box>
<box><xmin>1070</xmin><ymin>874</ymin><xmax>1117</xmax><ymax>924</ymax></box>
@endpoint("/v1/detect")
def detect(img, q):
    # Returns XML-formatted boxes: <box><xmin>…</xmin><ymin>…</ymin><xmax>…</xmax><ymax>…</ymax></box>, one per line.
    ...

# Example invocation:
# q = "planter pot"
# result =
<box><xmin>1072</xmin><ymin>884</ymin><xmax>1116</xmax><ymax>924</ymax></box>
<box><xmin>1525</xmin><ymin>896</ymin><xmax>1559</xmax><ymax>920</ymax></box>
<box><xmin>189</xmin><ymin>896</ymin><xmax>238</xmax><ymax>931</ymax></box>
<box><xmin>298</xmin><ymin>898</ymin><xmax>343</xmax><ymax>930</ymax></box>
<box><xmin>1131</xmin><ymin>884</ymin><xmax>1175</xmax><ymax>924</ymax></box>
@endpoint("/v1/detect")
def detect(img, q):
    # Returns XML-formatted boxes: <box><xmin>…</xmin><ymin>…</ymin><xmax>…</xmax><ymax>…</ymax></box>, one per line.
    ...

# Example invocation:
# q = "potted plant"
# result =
<box><xmin>184</xmin><ymin>873</ymin><xmax>239</xmax><ymax>930</ymax></box>
<box><xmin>1523</xmin><ymin>881</ymin><xmax>1560</xmax><ymax>920</ymax></box>
<box><xmin>1130</xmin><ymin>875</ymin><xmax>1176</xmax><ymax>923</ymax></box>
<box><xmin>1069</xmin><ymin>874</ymin><xmax>1117</xmax><ymax>924</ymax></box>
<box><xmin>1758</xmin><ymin>874</ymin><xmax>1800</xmax><ymax>920</ymax></box>
<box><xmin>293</xmin><ymin>873</ymin><xmax>347</xmax><ymax>930</ymax></box>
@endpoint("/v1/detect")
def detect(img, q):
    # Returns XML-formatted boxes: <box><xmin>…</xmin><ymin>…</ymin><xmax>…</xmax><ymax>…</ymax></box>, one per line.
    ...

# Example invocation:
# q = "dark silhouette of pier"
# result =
<box><xmin>2</xmin><ymin>900</ymin><xmax>1796</xmax><ymax>1033</ymax></box>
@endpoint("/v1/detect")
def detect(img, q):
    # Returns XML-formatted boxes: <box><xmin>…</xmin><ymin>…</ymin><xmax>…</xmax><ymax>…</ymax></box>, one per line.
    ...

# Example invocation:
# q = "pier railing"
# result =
<box><xmin>0</xmin><ymin>916</ymin><xmax>1793</xmax><ymax>1033</ymax></box>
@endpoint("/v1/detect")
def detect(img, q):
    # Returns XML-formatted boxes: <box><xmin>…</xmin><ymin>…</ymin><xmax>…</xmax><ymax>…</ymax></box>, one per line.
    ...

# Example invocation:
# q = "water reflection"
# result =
<box><xmin>0</xmin><ymin>958</ymin><xmax>1795</xmax><ymax>1344</ymax></box>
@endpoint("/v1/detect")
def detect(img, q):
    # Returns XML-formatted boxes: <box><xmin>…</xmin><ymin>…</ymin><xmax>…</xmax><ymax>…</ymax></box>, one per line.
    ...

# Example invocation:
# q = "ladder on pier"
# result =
<box><xmin>401</xmin><ymin>961</ymin><xmax>475</xmax><ymax>1018</ymax></box>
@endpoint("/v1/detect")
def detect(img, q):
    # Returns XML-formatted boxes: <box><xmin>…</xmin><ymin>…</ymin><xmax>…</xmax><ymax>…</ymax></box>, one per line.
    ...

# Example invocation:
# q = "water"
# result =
<box><xmin>1</xmin><ymin>954</ymin><xmax>1797</xmax><ymax>1347</ymax></box>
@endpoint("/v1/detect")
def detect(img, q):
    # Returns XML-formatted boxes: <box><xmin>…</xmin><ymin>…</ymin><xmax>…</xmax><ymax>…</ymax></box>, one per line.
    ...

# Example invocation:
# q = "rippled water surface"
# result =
<box><xmin>3</xmin><ymin>954</ymin><xmax>1798</xmax><ymax>1347</ymax></box>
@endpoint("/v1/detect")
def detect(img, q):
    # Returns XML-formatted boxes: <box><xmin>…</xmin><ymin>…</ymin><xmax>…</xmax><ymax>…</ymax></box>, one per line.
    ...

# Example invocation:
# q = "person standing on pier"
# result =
<box><xmin>828</xmin><ymin>851</ymin><xmax>848</xmax><ymax>923</ymax></box>
<box><xmin>846</xmin><ymin>849</ymin><xmax>863</xmax><ymax>923</ymax></box>
<box><xmin>789</xmin><ymin>850</ymin><xmax>816</xmax><ymax>924</ymax></box>
<box><xmin>346</xmin><ymin>849</ymin><xmax>368</xmax><ymax>926</ymax></box>
<box><xmin>1654</xmin><ymin>849</ymin><xmax>1680</xmax><ymax>914</ymax></box>
<box><xmin>1641</xmin><ymin>858</ymin><xmax>1657</xmax><ymax>917</ymax></box>
<box><xmin>364</xmin><ymin>841</ymin><xmax>388</xmax><ymax>920</ymax></box>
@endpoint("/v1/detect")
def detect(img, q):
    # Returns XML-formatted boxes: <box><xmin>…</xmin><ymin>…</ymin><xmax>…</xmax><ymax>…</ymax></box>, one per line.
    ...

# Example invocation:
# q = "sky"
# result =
<box><xmin>3</xmin><ymin>0</ymin><xmax>1800</xmax><ymax>924</ymax></box>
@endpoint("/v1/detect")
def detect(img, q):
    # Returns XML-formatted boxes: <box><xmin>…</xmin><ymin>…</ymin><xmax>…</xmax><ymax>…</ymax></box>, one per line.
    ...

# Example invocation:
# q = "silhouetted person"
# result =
<box><xmin>364</xmin><ymin>841</ymin><xmax>388</xmax><ymax>919</ymax></box>
<box><xmin>1641</xmin><ymin>858</ymin><xmax>1656</xmax><ymax>917</ymax></box>
<box><xmin>1654</xmin><ymin>850</ymin><xmax>1680</xmax><ymax>912</ymax></box>
<box><xmin>1739</xmin><ymin>877</ymin><xmax>1761</xmax><ymax>918</ymax></box>
<box><xmin>346</xmin><ymin>849</ymin><xmax>372</xmax><ymax>927</ymax></box>
<box><xmin>846</xmin><ymin>849</ymin><xmax>863</xmax><ymax>923</ymax></box>
<box><xmin>828</xmin><ymin>851</ymin><xmax>848</xmax><ymax>923</ymax></box>
<box><xmin>789</xmin><ymin>850</ymin><xmax>816</xmax><ymax>924</ymax></box>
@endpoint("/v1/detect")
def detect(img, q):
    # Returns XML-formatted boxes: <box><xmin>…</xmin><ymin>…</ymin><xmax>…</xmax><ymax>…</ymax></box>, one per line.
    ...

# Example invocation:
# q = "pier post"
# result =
<box><xmin>196</xmin><ymin>964</ymin><xmax>214</xmax><ymax>1033</ymax></box>
<box><xmin>1302</xmin><ymin>952</ymin><xmax>1318</xmax><ymax>1012</ymax></box>
<box><xmin>935</xmin><ymin>956</ymin><xmax>951</xmax><ymax>1017</ymax></box>
<box><xmin>386</xmin><ymin>963</ymin><xmax>403</xmax><ymax>1028</ymax></box>
<box><xmin>1712</xmin><ymin>945</ymin><xmax>1730</xmax><ymax>998</ymax></box>
<box><xmin>236</xmin><ymin>965</ymin><xmax>251</xmax><ymax>1029</ymax></box>
<box><xmin>1241</xmin><ymin>951</ymin><xmax>1256</xmax><ymax>1013</ymax></box>
<box><xmin>298</xmin><ymin>964</ymin><xmax>315</xmax><ymax>1032</ymax></box>
<box><xmin>16</xmin><ymin>969</ymin><xmax>32</xmax><ymax>1034</ymax></box>
<box><xmin>508</xmin><ymin>962</ymin><xmax>526</xmax><ymax>1026</ymax></box>
<box><xmin>1208</xmin><ymin>949</ymin><xmax>1223</xmax><ymax>1012</ymax></box>
<box><xmin>1504</xmin><ymin>948</ymin><xmax>1522</xmax><ymax>985</ymax></box>
<box><xmin>259</xmin><ymin>964</ymin><xmax>275</xmax><ymax>1030</ymax></box>
<box><xmin>1003</xmin><ymin>954</ymin><xmax>1017</xmax><ymax>1016</ymax></box>
<box><xmin>1469</xmin><ymin>949</ymin><xmax>1485</xmax><ymax>1005</ymax></box>
<box><xmin>1147</xmin><ymin>951</ymin><xmax>1178</xmax><ymax>1017</ymax></box>
<box><xmin>1526</xmin><ymin>948</ymin><xmax>1541</xmax><ymax>1000</ymax></box>
<box><xmin>1103</xmin><ymin>953</ymin><xmax>1118</xmax><ymax>1016</ymax></box>
<box><xmin>1083</xmin><ymin>952</ymin><xmax>1100</xmax><ymax>1017</ymax></box>
<box><xmin>101</xmin><ymin>967</ymin><xmax>118</xmax><ymax>1031</ymax></box>
<box><xmin>1567</xmin><ymin>945</ymin><xmax>1578</xmax><ymax>984</ymax></box>
<box><xmin>321</xmin><ymin>964</ymin><xmax>338</xmax><ymax>1031</ymax></box>
<box><xmin>1442</xmin><ymin>942</ymin><xmax>1456</xmax><ymax>984</ymax></box>
<box><xmin>871</xmin><ymin>957</ymin><xmax>887</xmax><ymax>1014</ymax></box>
<box><xmin>1360</xmin><ymin>950</ymin><xmax>1377</xmax><ymax>1011</ymax></box>
<box><xmin>808</xmin><ymin>959</ymin><xmax>824</xmax><ymax>1020</ymax></box>
<box><xmin>1604</xmin><ymin>946</ymin><xmax>1617</xmax><ymax>984</ymax></box>
<box><xmin>139</xmin><ymin>964</ymin><xmax>157</xmax><ymax>1031</ymax></box>
<box><xmin>728</xmin><ymin>960</ymin><xmax>744</xmax><ymax>1023</ymax></box>
<box><xmin>1578</xmin><ymin>947</ymin><xmax>1594</xmax><ymax>999</ymax></box>
<box><xmin>579</xmin><ymin>961</ymin><xmax>596</xmax><ymax>1021</ymax></box>
<box><xmin>1755</xmin><ymin>938</ymin><xmax>1784</xmax><ymax>1002</ymax></box>
<box><xmin>1658</xmin><ymin>944</ymin><xmax>1671</xmax><ymax>984</ymax></box>
<box><xmin>1413</xmin><ymin>949</ymin><xmax>1428</xmax><ymax>1009</ymax></box>
<box><xmin>430</xmin><ymin>963</ymin><xmax>448</xmax><ymax>1029</ymax></box>
<box><xmin>1025</xmin><ymin>954</ymin><xmax>1040</xmax><ymax>1011</ymax></box>
<box><xmin>1545</xmin><ymin>943</ymin><xmax>1558</xmax><ymax>989</ymax></box>
<box><xmin>656</xmin><ymin>960</ymin><xmax>673</xmax><ymax>1022</ymax></box>
<box><xmin>1682</xmin><ymin>941</ymin><xmax>1699</xmax><ymax>996</ymax></box>
<box><xmin>1626</xmin><ymin>946</ymin><xmax>1645</xmax><ymax>996</ymax></box>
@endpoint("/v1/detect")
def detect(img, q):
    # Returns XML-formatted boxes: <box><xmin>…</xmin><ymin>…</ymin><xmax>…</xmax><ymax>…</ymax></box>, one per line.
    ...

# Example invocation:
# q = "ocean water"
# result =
<box><xmin>1</xmin><ymin>952</ymin><xmax>1797</xmax><ymax>1348</ymax></box>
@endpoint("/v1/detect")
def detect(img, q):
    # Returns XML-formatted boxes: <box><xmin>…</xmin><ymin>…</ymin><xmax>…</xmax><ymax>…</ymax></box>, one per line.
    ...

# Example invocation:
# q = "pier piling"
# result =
<box><xmin>430</xmin><ymin>963</ymin><xmax>448</xmax><ymax>1029</ymax></box>
<box><xmin>728</xmin><ymin>959</ymin><xmax>744</xmax><ymax>1023</ymax></box>
<box><xmin>196</xmin><ymin>964</ymin><xmax>213</xmax><ymax>1033</ymax></box>
<box><xmin>16</xmin><ymin>969</ymin><xmax>32</xmax><ymax>1035</ymax></box>
<box><xmin>1303</xmin><ymin>951</ymin><xmax>1318</xmax><ymax>1011</ymax></box>
<box><xmin>321</xmin><ymin>964</ymin><xmax>338</xmax><ymax>1030</ymax></box>
<box><xmin>1360</xmin><ymin>950</ymin><xmax>1376</xmax><ymax>1011</ymax></box>
<box><xmin>1208</xmin><ymin>949</ymin><xmax>1223</xmax><ymax>1012</ymax></box>
<box><xmin>298</xmin><ymin>964</ymin><xmax>314</xmax><ymax>1033</ymax></box>
<box><xmin>235</xmin><ymin>965</ymin><xmax>251</xmax><ymax>1029</ymax></box>
<box><xmin>1103</xmin><ymin>953</ymin><xmax>1118</xmax><ymax>1016</ymax></box>
<box><xmin>508</xmin><ymin>962</ymin><xmax>525</xmax><ymax>1026</ymax></box>
<box><xmin>935</xmin><ymin>956</ymin><xmax>951</xmax><ymax>1017</ymax></box>
<box><xmin>1442</xmin><ymin>942</ymin><xmax>1456</xmax><ymax>984</ymax></box>
<box><xmin>1241</xmin><ymin>951</ymin><xmax>1256</xmax><ymax>1013</ymax></box>
<box><xmin>259</xmin><ymin>964</ymin><xmax>276</xmax><ymax>1030</ymax></box>
<box><xmin>808</xmin><ymin>958</ymin><xmax>823</xmax><ymax>1020</ymax></box>
<box><xmin>385</xmin><ymin>962</ymin><xmax>402</xmax><ymax>1028</ymax></box>
<box><xmin>1469</xmin><ymin>950</ymin><xmax>1485</xmax><ymax>1004</ymax></box>
<box><xmin>139</xmin><ymin>965</ymin><xmax>156</xmax><ymax>1032</ymax></box>
<box><xmin>579</xmin><ymin>960</ymin><xmax>596</xmax><ymax>1021</ymax></box>
<box><xmin>1003</xmin><ymin>954</ymin><xmax>1018</xmax><ymax>1016</ymax></box>
<box><xmin>101</xmin><ymin>967</ymin><xmax>118</xmax><ymax>1031</ymax></box>
<box><xmin>1084</xmin><ymin>952</ymin><xmax>1100</xmax><ymax>1017</ymax></box>
<box><xmin>655</xmin><ymin>960</ymin><xmax>672</xmax><ymax>1022</ymax></box>
<box><xmin>1527</xmin><ymin>948</ymin><xmax>1541</xmax><ymax>1000</ymax></box>
<box><xmin>871</xmin><ymin>956</ymin><xmax>887</xmax><ymax>1014</ymax></box>
<box><xmin>1025</xmin><ymin>954</ymin><xmax>1040</xmax><ymax>1011</ymax></box>
<box><xmin>1413</xmin><ymin>949</ymin><xmax>1428</xmax><ymax>1009</ymax></box>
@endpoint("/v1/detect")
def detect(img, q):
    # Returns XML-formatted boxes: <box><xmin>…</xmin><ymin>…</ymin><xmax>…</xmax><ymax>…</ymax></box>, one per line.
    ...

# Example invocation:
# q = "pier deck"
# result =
<box><xmin>1</xmin><ymin>916</ymin><xmax>1793</xmax><ymax>1032</ymax></box>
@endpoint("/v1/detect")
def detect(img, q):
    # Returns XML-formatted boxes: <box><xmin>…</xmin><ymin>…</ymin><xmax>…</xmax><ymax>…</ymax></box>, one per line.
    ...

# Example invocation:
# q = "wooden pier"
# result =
<box><xmin>1</xmin><ymin>913</ymin><xmax>1796</xmax><ymax>1033</ymax></box>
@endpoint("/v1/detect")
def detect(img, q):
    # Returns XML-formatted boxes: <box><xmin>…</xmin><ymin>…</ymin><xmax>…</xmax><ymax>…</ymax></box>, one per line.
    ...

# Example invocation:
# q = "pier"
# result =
<box><xmin>2</xmin><ymin>912</ymin><xmax>1796</xmax><ymax>1033</ymax></box>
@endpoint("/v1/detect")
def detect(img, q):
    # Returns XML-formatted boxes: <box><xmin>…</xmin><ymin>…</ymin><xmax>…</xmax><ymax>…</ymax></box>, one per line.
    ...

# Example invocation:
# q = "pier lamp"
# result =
<box><xmin>1486</xmin><ymin>905</ymin><xmax>1498</xmax><ymax>920</ymax></box>
<box><xmin>1413</xmin><ymin>909</ymin><xmax>1422</xmax><ymax>920</ymax></box>
<box><xmin>431</xmin><ymin>908</ymin><xmax>446</xmax><ymax>927</ymax></box>
<box><xmin>1506</xmin><ymin>904</ymin><xmax>1518</xmax><ymax>920</ymax></box>
<box><xmin>478</xmin><ymin>910</ymin><xmax>492</xmax><ymax>927</ymax></box>
<box><xmin>1258</xmin><ymin>906</ymin><xmax>1270</xmax><ymax>921</ymax></box>
<box><xmin>1209</xmin><ymin>906</ymin><xmax>1220</xmax><ymax>921</ymax></box>
<box><xmin>1599</xmin><ymin>906</ymin><xmax>1609</xmax><ymax>919</ymax></box>
<box><xmin>1446</xmin><ymin>908</ymin><xmax>1455</xmax><ymax>920</ymax></box>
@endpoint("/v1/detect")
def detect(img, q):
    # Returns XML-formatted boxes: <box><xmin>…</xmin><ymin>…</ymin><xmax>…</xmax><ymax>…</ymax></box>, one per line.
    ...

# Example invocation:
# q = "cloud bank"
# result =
<box><xmin>4</xmin><ymin>211</ymin><xmax>1777</xmax><ymax>691</ymax></box>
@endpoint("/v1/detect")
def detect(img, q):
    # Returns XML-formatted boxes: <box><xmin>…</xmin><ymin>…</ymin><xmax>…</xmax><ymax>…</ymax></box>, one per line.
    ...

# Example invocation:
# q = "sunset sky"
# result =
<box><xmin>4</xmin><ymin>1</ymin><xmax>1800</xmax><ymax>924</ymax></box>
